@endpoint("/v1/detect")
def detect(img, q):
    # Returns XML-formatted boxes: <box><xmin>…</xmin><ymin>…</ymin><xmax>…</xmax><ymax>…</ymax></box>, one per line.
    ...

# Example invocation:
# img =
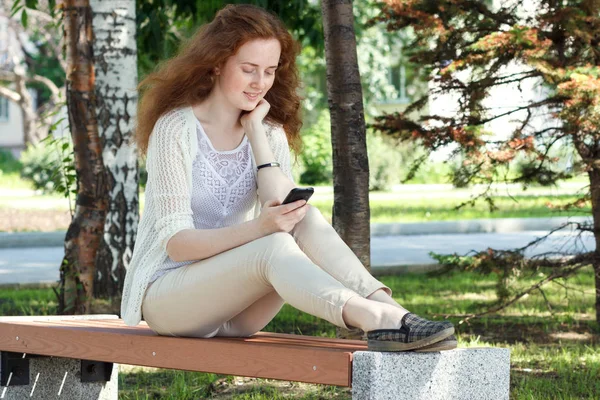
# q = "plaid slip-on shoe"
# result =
<box><xmin>367</xmin><ymin>313</ymin><xmax>455</xmax><ymax>352</ymax></box>
<box><xmin>415</xmin><ymin>335</ymin><xmax>458</xmax><ymax>352</ymax></box>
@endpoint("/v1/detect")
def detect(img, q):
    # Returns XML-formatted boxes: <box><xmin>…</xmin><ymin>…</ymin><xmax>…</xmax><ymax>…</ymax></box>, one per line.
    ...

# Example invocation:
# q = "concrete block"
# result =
<box><xmin>352</xmin><ymin>347</ymin><xmax>510</xmax><ymax>400</ymax></box>
<box><xmin>0</xmin><ymin>356</ymin><xmax>118</xmax><ymax>399</ymax></box>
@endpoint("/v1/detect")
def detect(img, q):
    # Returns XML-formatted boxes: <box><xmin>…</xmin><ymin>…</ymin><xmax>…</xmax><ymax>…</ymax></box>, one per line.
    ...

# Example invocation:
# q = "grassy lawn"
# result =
<box><xmin>1</xmin><ymin>268</ymin><xmax>597</xmax><ymax>399</ymax></box>
<box><xmin>0</xmin><ymin>190</ymin><xmax>591</xmax><ymax>232</ymax></box>
<box><xmin>314</xmin><ymin>194</ymin><xmax>590</xmax><ymax>223</ymax></box>
<box><xmin>0</xmin><ymin>171</ymin><xmax>591</xmax><ymax>230</ymax></box>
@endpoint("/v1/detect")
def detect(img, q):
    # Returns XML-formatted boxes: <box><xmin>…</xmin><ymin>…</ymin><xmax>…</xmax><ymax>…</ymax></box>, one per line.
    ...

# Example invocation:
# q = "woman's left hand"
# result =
<box><xmin>240</xmin><ymin>98</ymin><xmax>271</xmax><ymax>132</ymax></box>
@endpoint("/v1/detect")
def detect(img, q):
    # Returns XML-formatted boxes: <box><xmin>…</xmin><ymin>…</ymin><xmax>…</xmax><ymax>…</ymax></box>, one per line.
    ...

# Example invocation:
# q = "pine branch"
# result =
<box><xmin>433</xmin><ymin>260</ymin><xmax>591</xmax><ymax>322</ymax></box>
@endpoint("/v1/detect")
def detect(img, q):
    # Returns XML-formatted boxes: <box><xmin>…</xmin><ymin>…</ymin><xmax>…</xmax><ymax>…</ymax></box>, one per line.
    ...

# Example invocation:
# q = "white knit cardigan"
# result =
<box><xmin>120</xmin><ymin>105</ymin><xmax>294</xmax><ymax>326</ymax></box>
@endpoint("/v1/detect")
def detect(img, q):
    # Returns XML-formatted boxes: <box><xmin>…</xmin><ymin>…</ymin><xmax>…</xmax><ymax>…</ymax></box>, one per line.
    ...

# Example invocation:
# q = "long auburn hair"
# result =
<box><xmin>135</xmin><ymin>4</ymin><xmax>303</xmax><ymax>156</ymax></box>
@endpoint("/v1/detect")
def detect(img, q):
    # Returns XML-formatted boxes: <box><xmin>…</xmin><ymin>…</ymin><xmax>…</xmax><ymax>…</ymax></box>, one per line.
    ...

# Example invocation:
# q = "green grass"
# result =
<box><xmin>1</xmin><ymin>268</ymin><xmax>597</xmax><ymax>399</ymax></box>
<box><xmin>0</xmin><ymin>191</ymin><xmax>590</xmax><ymax>224</ymax></box>
<box><xmin>0</xmin><ymin>172</ymin><xmax>33</xmax><ymax>190</ymax></box>
<box><xmin>316</xmin><ymin>194</ymin><xmax>590</xmax><ymax>223</ymax></box>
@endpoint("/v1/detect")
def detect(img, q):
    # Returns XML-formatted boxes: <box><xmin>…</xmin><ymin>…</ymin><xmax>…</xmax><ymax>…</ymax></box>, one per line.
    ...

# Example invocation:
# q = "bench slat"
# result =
<box><xmin>0</xmin><ymin>319</ymin><xmax>359</xmax><ymax>386</ymax></box>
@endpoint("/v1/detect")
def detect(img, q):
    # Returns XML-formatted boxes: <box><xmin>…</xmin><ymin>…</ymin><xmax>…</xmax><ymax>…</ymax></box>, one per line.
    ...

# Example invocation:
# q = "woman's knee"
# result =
<box><xmin>256</xmin><ymin>232</ymin><xmax>296</xmax><ymax>250</ymax></box>
<box><xmin>307</xmin><ymin>205</ymin><xmax>323</xmax><ymax>218</ymax></box>
<box><xmin>299</xmin><ymin>205</ymin><xmax>327</xmax><ymax>228</ymax></box>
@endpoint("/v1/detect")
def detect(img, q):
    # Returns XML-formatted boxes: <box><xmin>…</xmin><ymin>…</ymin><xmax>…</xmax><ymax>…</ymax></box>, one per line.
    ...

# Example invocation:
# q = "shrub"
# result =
<box><xmin>297</xmin><ymin>109</ymin><xmax>408</xmax><ymax>191</ymax></box>
<box><xmin>20</xmin><ymin>136</ymin><xmax>75</xmax><ymax>195</ymax></box>
<box><xmin>0</xmin><ymin>149</ymin><xmax>22</xmax><ymax>174</ymax></box>
<box><xmin>367</xmin><ymin>131</ymin><xmax>403</xmax><ymax>191</ymax></box>
<box><xmin>299</xmin><ymin>110</ymin><xmax>333</xmax><ymax>185</ymax></box>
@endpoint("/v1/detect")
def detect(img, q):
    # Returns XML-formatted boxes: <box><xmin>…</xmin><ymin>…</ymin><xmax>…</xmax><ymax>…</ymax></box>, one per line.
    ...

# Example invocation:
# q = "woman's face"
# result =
<box><xmin>216</xmin><ymin>38</ymin><xmax>281</xmax><ymax>111</ymax></box>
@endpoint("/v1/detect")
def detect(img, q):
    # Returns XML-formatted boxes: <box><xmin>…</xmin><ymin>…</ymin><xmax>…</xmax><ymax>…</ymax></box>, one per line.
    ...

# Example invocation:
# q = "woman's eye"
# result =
<box><xmin>243</xmin><ymin>69</ymin><xmax>254</xmax><ymax>74</ymax></box>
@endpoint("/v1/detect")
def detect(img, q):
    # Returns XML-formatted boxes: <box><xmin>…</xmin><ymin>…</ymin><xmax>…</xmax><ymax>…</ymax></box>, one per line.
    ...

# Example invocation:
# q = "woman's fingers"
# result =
<box><xmin>281</xmin><ymin>199</ymin><xmax>306</xmax><ymax>214</ymax></box>
<box><xmin>286</xmin><ymin>203</ymin><xmax>309</xmax><ymax>223</ymax></box>
<box><xmin>262</xmin><ymin>199</ymin><xmax>280</xmax><ymax>209</ymax></box>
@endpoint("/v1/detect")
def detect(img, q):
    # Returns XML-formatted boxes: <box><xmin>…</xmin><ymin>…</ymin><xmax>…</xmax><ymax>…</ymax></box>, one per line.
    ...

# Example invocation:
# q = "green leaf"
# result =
<box><xmin>21</xmin><ymin>9</ymin><xmax>28</xmax><ymax>29</ymax></box>
<box><xmin>11</xmin><ymin>0</ymin><xmax>22</xmax><ymax>13</ymax></box>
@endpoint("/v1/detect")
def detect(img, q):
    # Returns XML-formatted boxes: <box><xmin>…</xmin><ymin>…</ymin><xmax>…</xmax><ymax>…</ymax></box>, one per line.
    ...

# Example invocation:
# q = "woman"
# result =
<box><xmin>120</xmin><ymin>4</ymin><xmax>456</xmax><ymax>352</ymax></box>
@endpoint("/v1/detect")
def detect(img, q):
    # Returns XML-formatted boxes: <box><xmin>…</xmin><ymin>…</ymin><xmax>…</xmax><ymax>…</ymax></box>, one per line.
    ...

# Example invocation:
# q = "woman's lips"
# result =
<box><xmin>244</xmin><ymin>92</ymin><xmax>260</xmax><ymax>100</ymax></box>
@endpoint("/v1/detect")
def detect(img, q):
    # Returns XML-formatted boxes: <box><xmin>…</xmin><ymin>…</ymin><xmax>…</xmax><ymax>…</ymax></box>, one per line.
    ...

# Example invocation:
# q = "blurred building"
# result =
<box><xmin>0</xmin><ymin>12</ymin><xmax>39</xmax><ymax>158</ymax></box>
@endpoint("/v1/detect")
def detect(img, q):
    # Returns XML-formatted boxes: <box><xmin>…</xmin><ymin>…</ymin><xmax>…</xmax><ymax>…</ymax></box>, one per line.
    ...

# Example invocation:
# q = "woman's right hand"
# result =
<box><xmin>257</xmin><ymin>199</ymin><xmax>309</xmax><ymax>235</ymax></box>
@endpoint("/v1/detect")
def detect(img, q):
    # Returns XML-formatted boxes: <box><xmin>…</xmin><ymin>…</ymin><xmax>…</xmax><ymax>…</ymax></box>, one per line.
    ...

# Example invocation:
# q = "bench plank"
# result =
<box><xmin>0</xmin><ymin>317</ymin><xmax>365</xmax><ymax>386</ymax></box>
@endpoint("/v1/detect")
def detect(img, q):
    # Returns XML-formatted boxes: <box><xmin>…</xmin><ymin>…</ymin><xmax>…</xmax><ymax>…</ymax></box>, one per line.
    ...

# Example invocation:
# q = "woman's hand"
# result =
<box><xmin>257</xmin><ymin>198</ymin><xmax>309</xmax><ymax>235</ymax></box>
<box><xmin>240</xmin><ymin>98</ymin><xmax>270</xmax><ymax>135</ymax></box>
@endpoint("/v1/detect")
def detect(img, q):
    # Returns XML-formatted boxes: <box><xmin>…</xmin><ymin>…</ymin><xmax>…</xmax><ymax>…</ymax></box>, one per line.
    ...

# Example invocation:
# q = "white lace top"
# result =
<box><xmin>149</xmin><ymin>118</ymin><xmax>258</xmax><ymax>283</ymax></box>
<box><xmin>120</xmin><ymin>106</ymin><xmax>294</xmax><ymax>326</ymax></box>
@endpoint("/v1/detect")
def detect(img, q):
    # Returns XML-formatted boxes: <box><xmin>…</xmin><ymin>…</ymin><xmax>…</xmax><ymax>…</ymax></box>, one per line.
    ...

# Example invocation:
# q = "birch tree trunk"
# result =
<box><xmin>13</xmin><ymin>65</ymin><xmax>38</xmax><ymax>145</ymax></box>
<box><xmin>90</xmin><ymin>0</ymin><xmax>139</xmax><ymax>302</ymax></box>
<box><xmin>320</xmin><ymin>0</ymin><xmax>370</xmax><ymax>339</ymax></box>
<box><xmin>59</xmin><ymin>0</ymin><xmax>108</xmax><ymax>314</ymax></box>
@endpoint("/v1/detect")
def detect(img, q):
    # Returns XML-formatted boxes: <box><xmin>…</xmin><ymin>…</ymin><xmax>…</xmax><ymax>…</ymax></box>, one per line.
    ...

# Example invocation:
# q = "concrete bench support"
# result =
<box><xmin>0</xmin><ymin>354</ymin><xmax>118</xmax><ymax>400</ymax></box>
<box><xmin>352</xmin><ymin>348</ymin><xmax>510</xmax><ymax>400</ymax></box>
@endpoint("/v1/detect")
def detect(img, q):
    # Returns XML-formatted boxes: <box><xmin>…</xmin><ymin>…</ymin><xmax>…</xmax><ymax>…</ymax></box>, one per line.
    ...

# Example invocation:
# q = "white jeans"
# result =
<box><xmin>142</xmin><ymin>206</ymin><xmax>392</xmax><ymax>338</ymax></box>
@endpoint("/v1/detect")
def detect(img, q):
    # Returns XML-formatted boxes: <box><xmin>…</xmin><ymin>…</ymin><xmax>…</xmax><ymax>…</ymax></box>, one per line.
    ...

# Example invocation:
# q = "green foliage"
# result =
<box><xmin>0</xmin><ymin>149</ymin><xmax>22</xmax><ymax>175</ymax></box>
<box><xmin>298</xmin><ymin>110</ymin><xmax>332</xmax><ymax>185</ymax></box>
<box><xmin>296</xmin><ymin>42</ymin><xmax>327</xmax><ymax>126</ymax></box>
<box><xmin>298</xmin><ymin>109</ymin><xmax>406</xmax><ymax>191</ymax></box>
<box><xmin>367</xmin><ymin>132</ymin><xmax>402</xmax><ymax>191</ymax></box>
<box><xmin>138</xmin><ymin>158</ymin><xmax>148</xmax><ymax>189</ymax></box>
<box><xmin>354</xmin><ymin>1</ymin><xmax>402</xmax><ymax>115</ymax></box>
<box><xmin>136</xmin><ymin>0</ymin><xmax>323</xmax><ymax>80</ymax></box>
<box><xmin>368</xmin><ymin>0</ymin><xmax>599</xmax><ymax>193</ymax></box>
<box><xmin>20</xmin><ymin>136</ymin><xmax>76</xmax><ymax>202</ymax></box>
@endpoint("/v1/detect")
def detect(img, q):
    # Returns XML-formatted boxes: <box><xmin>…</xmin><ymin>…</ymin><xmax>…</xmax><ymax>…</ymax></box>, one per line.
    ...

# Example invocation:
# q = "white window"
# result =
<box><xmin>0</xmin><ymin>96</ymin><xmax>8</xmax><ymax>122</ymax></box>
<box><xmin>388</xmin><ymin>54</ymin><xmax>419</xmax><ymax>105</ymax></box>
<box><xmin>389</xmin><ymin>63</ymin><xmax>410</xmax><ymax>103</ymax></box>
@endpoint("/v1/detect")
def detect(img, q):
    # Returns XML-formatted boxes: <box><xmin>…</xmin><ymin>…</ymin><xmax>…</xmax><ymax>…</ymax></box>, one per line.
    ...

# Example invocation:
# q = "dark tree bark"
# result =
<box><xmin>321</xmin><ymin>0</ymin><xmax>370</xmax><ymax>268</ymax></box>
<box><xmin>588</xmin><ymin>168</ymin><xmax>600</xmax><ymax>322</ymax></box>
<box><xmin>57</xmin><ymin>0</ymin><xmax>108</xmax><ymax>314</ymax></box>
<box><xmin>321</xmin><ymin>0</ymin><xmax>370</xmax><ymax>339</ymax></box>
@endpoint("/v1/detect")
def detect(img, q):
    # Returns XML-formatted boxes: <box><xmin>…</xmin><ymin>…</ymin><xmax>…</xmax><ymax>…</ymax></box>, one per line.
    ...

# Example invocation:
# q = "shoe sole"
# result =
<box><xmin>415</xmin><ymin>338</ymin><xmax>458</xmax><ymax>352</ymax></box>
<box><xmin>367</xmin><ymin>326</ymin><xmax>455</xmax><ymax>352</ymax></box>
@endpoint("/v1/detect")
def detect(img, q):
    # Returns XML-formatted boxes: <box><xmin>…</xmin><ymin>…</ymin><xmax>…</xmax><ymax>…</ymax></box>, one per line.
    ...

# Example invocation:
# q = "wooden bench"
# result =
<box><xmin>0</xmin><ymin>315</ymin><xmax>511</xmax><ymax>399</ymax></box>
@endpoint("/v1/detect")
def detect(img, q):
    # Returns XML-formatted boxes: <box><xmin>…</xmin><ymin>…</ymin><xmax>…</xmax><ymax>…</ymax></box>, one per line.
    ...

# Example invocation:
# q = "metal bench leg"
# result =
<box><xmin>1</xmin><ymin>352</ymin><xmax>117</xmax><ymax>399</ymax></box>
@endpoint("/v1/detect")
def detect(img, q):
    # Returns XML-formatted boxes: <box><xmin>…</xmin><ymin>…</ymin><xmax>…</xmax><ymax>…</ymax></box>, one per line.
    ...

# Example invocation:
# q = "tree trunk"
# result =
<box><xmin>13</xmin><ymin>65</ymin><xmax>37</xmax><ymax>145</ymax></box>
<box><xmin>90</xmin><ymin>0</ymin><xmax>139</xmax><ymax>306</ymax></box>
<box><xmin>588</xmin><ymin>168</ymin><xmax>600</xmax><ymax>322</ymax></box>
<box><xmin>58</xmin><ymin>0</ymin><xmax>108</xmax><ymax>315</ymax></box>
<box><xmin>321</xmin><ymin>0</ymin><xmax>370</xmax><ymax>340</ymax></box>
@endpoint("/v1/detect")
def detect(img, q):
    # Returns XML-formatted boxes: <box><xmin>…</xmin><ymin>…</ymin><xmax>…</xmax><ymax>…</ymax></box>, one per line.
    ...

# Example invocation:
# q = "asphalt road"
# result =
<box><xmin>1</xmin><ymin>230</ymin><xmax>593</xmax><ymax>285</ymax></box>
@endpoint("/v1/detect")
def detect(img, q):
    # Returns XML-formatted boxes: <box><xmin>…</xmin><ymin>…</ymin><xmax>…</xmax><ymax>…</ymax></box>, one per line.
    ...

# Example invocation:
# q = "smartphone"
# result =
<box><xmin>282</xmin><ymin>187</ymin><xmax>314</xmax><ymax>205</ymax></box>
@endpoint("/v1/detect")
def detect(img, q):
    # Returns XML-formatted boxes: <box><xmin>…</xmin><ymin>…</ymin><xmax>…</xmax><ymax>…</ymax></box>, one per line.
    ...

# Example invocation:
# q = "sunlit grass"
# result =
<box><xmin>0</xmin><ymin>191</ymin><xmax>589</xmax><ymax>224</ymax></box>
<box><xmin>0</xmin><ymin>172</ymin><xmax>33</xmax><ymax>190</ymax></box>
<box><xmin>313</xmin><ymin>194</ymin><xmax>590</xmax><ymax>223</ymax></box>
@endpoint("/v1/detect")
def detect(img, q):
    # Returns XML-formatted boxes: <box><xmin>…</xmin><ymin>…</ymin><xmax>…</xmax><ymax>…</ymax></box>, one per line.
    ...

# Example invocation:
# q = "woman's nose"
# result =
<box><xmin>252</xmin><ymin>73</ymin><xmax>266</xmax><ymax>89</ymax></box>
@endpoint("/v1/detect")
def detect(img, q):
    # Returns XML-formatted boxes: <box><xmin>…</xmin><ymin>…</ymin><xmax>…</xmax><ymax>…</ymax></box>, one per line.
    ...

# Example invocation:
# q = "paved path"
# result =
<box><xmin>1</xmin><ymin>230</ymin><xmax>594</xmax><ymax>285</ymax></box>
